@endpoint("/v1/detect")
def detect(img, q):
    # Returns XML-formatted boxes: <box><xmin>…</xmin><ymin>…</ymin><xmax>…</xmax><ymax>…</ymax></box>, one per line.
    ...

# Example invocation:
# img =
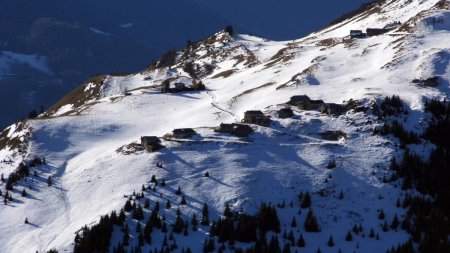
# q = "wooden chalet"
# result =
<box><xmin>242</xmin><ymin>111</ymin><xmax>271</xmax><ymax>126</ymax></box>
<box><xmin>141</xmin><ymin>136</ymin><xmax>163</xmax><ymax>152</ymax></box>
<box><xmin>350</xmin><ymin>30</ymin><xmax>366</xmax><ymax>38</ymax></box>
<box><xmin>297</xmin><ymin>99</ymin><xmax>325</xmax><ymax>110</ymax></box>
<box><xmin>366</xmin><ymin>28</ymin><xmax>390</xmax><ymax>36</ymax></box>
<box><xmin>215</xmin><ymin>123</ymin><xmax>254</xmax><ymax>137</ymax></box>
<box><xmin>172</xmin><ymin>128</ymin><xmax>197</xmax><ymax>139</ymax></box>
<box><xmin>320</xmin><ymin>103</ymin><xmax>344</xmax><ymax>115</ymax></box>
<box><xmin>287</xmin><ymin>95</ymin><xmax>310</xmax><ymax>106</ymax></box>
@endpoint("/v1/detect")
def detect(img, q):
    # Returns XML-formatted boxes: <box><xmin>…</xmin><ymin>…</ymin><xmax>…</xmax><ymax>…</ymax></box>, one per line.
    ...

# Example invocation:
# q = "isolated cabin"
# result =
<box><xmin>215</xmin><ymin>123</ymin><xmax>254</xmax><ymax>137</ymax></box>
<box><xmin>366</xmin><ymin>28</ymin><xmax>390</xmax><ymax>36</ymax></box>
<box><xmin>243</xmin><ymin>110</ymin><xmax>271</xmax><ymax>126</ymax></box>
<box><xmin>172</xmin><ymin>128</ymin><xmax>197</xmax><ymax>138</ymax></box>
<box><xmin>278</xmin><ymin>108</ymin><xmax>294</xmax><ymax>118</ymax></box>
<box><xmin>287</xmin><ymin>95</ymin><xmax>310</xmax><ymax>106</ymax></box>
<box><xmin>297</xmin><ymin>99</ymin><xmax>325</xmax><ymax>110</ymax></box>
<box><xmin>350</xmin><ymin>30</ymin><xmax>366</xmax><ymax>38</ymax></box>
<box><xmin>320</xmin><ymin>103</ymin><xmax>344</xmax><ymax>115</ymax></box>
<box><xmin>141</xmin><ymin>136</ymin><xmax>163</xmax><ymax>152</ymax></box>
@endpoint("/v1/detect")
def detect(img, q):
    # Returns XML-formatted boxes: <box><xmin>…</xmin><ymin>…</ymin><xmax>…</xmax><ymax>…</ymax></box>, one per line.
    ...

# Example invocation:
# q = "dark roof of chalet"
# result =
<box><xmin>244</xmin><ymin>110</ymin><xmax>265</xmax><ymax>115</ymax></box>
<box><xmin>366</xmin><ymin>28</ymin><xmax>390</xmax><ymax>31</ymax></box>
<box><xmin>141</xmin><ymin>136</ymin><xmax>161</xmax><ymax>143</ymax></box>
<box><xmin>350</xmin><ymin>30</ymin><xmax>363</xmax><ymax>33</ymax></box>
<box><xmin>173</xmin><ymin>128</ymin><xmax>196</xmax><ymax>134</ymax></box>
<box><xmin>309</xmin><ymin>99</ymin><xmax>325</xmax><ymax>104</ymax></box>
<box><xmin>290</xmin><ymin>95</ymin><xmax>310</xmax><ymax>102</ymax></box>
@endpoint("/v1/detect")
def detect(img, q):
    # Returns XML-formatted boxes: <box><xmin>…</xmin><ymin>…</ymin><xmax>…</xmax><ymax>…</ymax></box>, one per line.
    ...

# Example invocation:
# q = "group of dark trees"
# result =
<box><xmin>384</xmin><ymin>98</ymin><xmax>450</xmax><ymax>253</ymax></box>
<box><xmin>4</xmin><ymin>156</ymin><xmax>46</xmax><ymax>192</ymax></box>
<box><xmin>214</xmin><ymin>203</ymin><xmax>279</xmax><ymax>242</ymax></box>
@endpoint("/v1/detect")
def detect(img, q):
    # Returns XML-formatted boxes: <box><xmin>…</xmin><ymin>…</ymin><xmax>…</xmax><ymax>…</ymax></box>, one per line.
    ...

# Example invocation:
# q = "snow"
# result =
<box><xmin>89</xmin><ymin>27</ymin><xmax>112</xmax><ymax>36</ymax></box>
<box><xmin>53</xmin><ymin>104</ymin><xmax>74</xmax><ymax>116</ymax></box>
<box><xmin>120</xmin><ymin>23</ymin><xmax>134</xmax><ymax>28</ymax></box>
<box><xmin>0</xmin><ymin>0</ymin><xmax>449</xmax><ymax>252</ymax></box>
<box><xmin>1</xmin><ymin>51</ymin><xmax>53</xmax><ymax>75</ymax></box>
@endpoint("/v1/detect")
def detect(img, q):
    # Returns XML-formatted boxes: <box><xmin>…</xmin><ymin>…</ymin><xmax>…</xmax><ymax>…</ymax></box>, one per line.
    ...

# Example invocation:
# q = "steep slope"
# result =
<box><xmin>0</xmin><ymin>0</ymin><xmax>449</xmax><ymax>252</ymax></box>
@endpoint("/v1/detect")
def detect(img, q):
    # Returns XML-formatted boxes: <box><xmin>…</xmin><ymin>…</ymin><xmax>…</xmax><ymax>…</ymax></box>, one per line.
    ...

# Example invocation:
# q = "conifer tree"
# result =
<box><xmin>338</xmin><ymin>190</ymin><xmax>344</xmax><ymax>200</ymax></box>
<box><xmin>345</xmin><ymin>230</ymin><xmax>353</xmax><ymax>241</ymax></box>
<box><xmin>327</xmin><ymin>235</ymin><xmax>335</xmax><ymax>247</ymax></box>
<box><xmin>369</xmin><ymin>228</ymin><xmax>375</xmax><ymax>238</ymax></box>
<box><xmin>191</xmin><ymin>213</ymin><xmax>198</xmax><ymax>231</ymax></box>
<box><xmin>382</xmin><ymin>220</ymin><xmax>389</xmax><ymax>232</ymax></box>
<box><xmin>301</xmin><ymin>192</ymin><xmax>311</xmax><ymax>208</ymax></box>
<box><xmin>180</xmin><ymin>195</ymin><xmax>187</xmax><ymax>205</ymax></box>
<box><xmin>201</xmin><ymin>203</ymin><xmax>209</xmax><ymax>225</ymax></box>
<box><xmin>391</xmin><ymin>214</ymin><xmax>400</xmax><ymax>230</ymax></box>
<box><xmin>378</xmin><ymin>209</ymin><xmax>385</xmax><ymax>219</ymax></box>
<box><xmin>175</xmin><ymin>186</ymin><xmax>182</xmax><ymax>195</ymax></box>
<box><xmin>21</xmin><ymin>188</ymin><xmax>27</xmax><ymax>197</ymax></box>
<box><xmin>291</xmin><ymin>217</ymin><xmax>297</xmax><ymax>227</ymax></box>
<box><xmin>304</xmin><ymin>209</ymin><xmax>320</xmax><ymax>232</ymax></box>
<box><xmin>47</xmin><ymin>176</ymin><xmax>52</xmax><ymax>187</ymax></box>
<box><xmin>297</xmin><ymin>233</ymin><xmax>305</xmax><ymax>247</ymax></box>
<box><xmin>165</xmin><ymin>200</ymin><xmax>171</xmax><ymax>209</ymax></box>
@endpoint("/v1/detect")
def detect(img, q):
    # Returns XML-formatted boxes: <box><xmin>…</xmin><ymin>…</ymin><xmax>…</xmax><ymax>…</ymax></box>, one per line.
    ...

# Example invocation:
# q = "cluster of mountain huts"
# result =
<box><xmin>140</xmin><ymin>95</ymin><xmax>343</xmax><ymax>152</ymax></box>
<box><xmin>349</xmin><ymin>21</ymin><xmax>401</xmax><ymax>38</ymax></box>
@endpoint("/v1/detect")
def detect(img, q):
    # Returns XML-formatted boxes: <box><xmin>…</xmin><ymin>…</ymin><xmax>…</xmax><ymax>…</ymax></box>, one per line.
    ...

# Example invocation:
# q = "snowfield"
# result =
<box><xmin>0</xmin><ymin>0</ymin><xmax>449</xmax><ymax>252</ymax></box>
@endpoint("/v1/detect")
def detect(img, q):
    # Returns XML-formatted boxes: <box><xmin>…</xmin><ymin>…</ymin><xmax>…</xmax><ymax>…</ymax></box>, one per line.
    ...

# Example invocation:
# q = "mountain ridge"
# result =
<box><xmin>0</xmin><ymin>0</ymin><xmax>449</xmax><ymax>252</ymax></box>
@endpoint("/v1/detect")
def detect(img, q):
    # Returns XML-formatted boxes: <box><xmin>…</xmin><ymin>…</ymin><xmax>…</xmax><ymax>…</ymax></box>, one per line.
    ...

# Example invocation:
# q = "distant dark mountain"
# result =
<box><xmin>0</xmin><ymin>0</ymin><xmax>370</xmax><ymax>129</ymax></box>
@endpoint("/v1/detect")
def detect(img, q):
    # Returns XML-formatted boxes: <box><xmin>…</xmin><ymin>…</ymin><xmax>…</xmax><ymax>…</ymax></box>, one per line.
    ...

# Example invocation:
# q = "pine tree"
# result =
<box><xmin>175</xmin><ymin>186</ymin><xmax>182</xmax><ymax>195</ymax></box>
<box><xmin>21</xmin><ymin>188</ymin><xmax>27</xmax><ymax>197</ymax></box>
<box><xmin>297</xmin><ymin>233</ymin><xmax>305</xmax><ymax>247</ymax></box>
<box><xmin>304</xmin><ymin>209</ymin><xmax>320</xmax><ymax>232</ymax></box>
<box><xmin>282</xmin><ymin>243</ymin><xmax>291</xmax><ymax>253</ymax></box>
<box><xmin>142</xmin><ymin>184</ymin><xmax>146</xmax><ymax>191</ymax></box>
<box><xmin>291</xmin><ymin>217</ymin><xmax>297</xmax><ymax>227</ymax></box>
<box><xmin>161</xmin><ymin>179</ymin><xmax>166</xmax><ymax>187</ymax></box>
<box><xmin>369</xmin><ymin>228</ymin><xmax>375</xmax><ymax>238</ymax></box>
<box><xmin>382</xmin><ymin>220</ymin><xmax>389</xmax><ymax>232</ymax></box>
<box><xmin>338</xmin><ymin>190</ymin><xmax>344</xmax><ymax>200</ymax></box>
<box><xmin>327</xmin><ymin>235</ymin><xmax>334</xmax><ymax>247</ymax></box>
<box><xmin>191</xmin><ymin>213</ymin><xmax>198</xmax><ymax>231</ymax></box>
<box><xmin>391</xmin><ymin>214</ymin><xmax>400</xmax><ymax>230</ymax></box>
<box><xmin>201</xmin><ymin>203</ymin><xmax>209</xmax><ymax>225</ymax></box>
<box><xmin>378</xmin><ymin>209</ymin><xmax>385</xmax><ymax>219</ymax></box>
<box><xmin>345</xmin><ymin>230</ymin><xmax>353</xmax><ymax>241</ymax></box>
<box><xmin>180</xmin><ymin>195</ymin><xmax>187</xmax><ymax>205</ymax></box>
<box><xmin>223</xmin><ymin>204</ymin><xmax>232</xmax><ymax>218</ymax></box>
<box><xmin>47</xmin><ymin>176</ymin><xmax>52</xmax><ymax>187</ymax></box>
<box><xmin>204</xmin><ymin>171</ymin><xmax>209</xmax><ymax>177</ymax></box>
<box><xmin>25</xmin><ymin>217</ymin><xmax>29</xmax><ymax>224</ymax></box>
<box><xmin>300</xmin><ymin>192</ymin><xmax>311</xmax><ymax>208</ymax></box>
<box><xmin>166</xmin><ymin>200</ymin><xmax>171</xmax><ymax>209</ymax></box>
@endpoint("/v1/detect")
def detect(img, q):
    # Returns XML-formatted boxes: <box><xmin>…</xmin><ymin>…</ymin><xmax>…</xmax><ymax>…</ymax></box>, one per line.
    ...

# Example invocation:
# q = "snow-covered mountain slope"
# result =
<box><xmin>0</xmin><ymin>0</ymin><xmax>449</xmax><ymax>252</ymax></box>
